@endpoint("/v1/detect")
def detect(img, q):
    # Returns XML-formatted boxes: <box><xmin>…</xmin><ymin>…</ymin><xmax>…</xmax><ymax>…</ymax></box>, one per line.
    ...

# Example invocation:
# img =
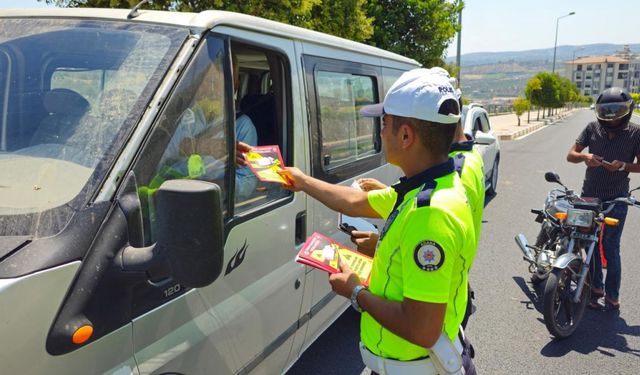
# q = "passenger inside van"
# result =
<box><xmin>163</xmin><ymin>50</ymin><xmax>258</xmax><ymax>200</ymax></box>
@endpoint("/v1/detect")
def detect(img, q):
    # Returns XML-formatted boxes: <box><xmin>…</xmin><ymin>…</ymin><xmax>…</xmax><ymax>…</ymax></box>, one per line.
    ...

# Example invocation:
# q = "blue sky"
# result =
<box><xmin>3</xmin><ymin>0</ymin><xmax>639</xmax><ymax>57</ymax></box>
<box><xmin>447</xmin><ymin>0</ymin><xmax>640</xmax><ymax>56</ymax></box>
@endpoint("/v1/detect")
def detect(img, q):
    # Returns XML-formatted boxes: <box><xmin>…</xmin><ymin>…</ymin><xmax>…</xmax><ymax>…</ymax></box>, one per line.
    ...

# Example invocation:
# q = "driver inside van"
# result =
<box><xmin>161</xmin><ymin>51</ymin><xmax>258</xmax><ymax>200</ymax></box>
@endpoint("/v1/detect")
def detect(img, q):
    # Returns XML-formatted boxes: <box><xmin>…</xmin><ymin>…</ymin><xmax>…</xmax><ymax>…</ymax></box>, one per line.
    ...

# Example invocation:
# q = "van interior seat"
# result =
<box><xmin>30</xmin><ymin>88</ymin><xmax>90</xmax><ymax>145</ymax></box>
<box><xmin>240</xmin><ymin>93</ymin><xmax>277</xmax><ymax>146</ymax></box>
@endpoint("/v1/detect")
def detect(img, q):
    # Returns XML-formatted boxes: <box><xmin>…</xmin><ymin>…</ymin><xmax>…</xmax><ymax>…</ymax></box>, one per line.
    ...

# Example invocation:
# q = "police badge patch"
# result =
<box><xmin>414</xmin><ymin>240</ymin><xmax>445</xmax><ymax>271</ymax></box>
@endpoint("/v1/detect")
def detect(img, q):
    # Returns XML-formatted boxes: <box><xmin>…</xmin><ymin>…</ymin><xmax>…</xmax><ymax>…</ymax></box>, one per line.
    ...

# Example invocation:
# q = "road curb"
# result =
<box><xmin>498</xmin><ymin>123</ymin><xmax>546</xmax><ymax>140</ymax></box>
<box><xmin>497</xmin><ymin>112</ymin><xmax>573</xmax><ymax>140</ymax></box>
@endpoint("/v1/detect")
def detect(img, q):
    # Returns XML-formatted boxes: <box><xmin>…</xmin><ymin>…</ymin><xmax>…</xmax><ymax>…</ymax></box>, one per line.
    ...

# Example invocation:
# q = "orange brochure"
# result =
<box><xmin>243</xmin><ymin>145</ymin><xmax>291</xmax><ymax>185</ymax></box>
<box><xmin>295</xmin><ymin>232</ymin><xmax>373</xmax><ymax>286</ymax></box>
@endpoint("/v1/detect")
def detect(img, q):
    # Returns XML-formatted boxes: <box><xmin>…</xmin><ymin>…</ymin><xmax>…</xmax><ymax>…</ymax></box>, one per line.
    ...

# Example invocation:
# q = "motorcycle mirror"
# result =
<box><xmin>544</xmin><ymin>172</ymin><xmax>566</xmax><ymax>188</ymax></box>
<box><xmin>629</xmin><ymin>186</ymin><xmax>640</xmax><ymax>195</ymax></box>
<box><xmin>515</xmin><ymin>234</ymin><xmax>534</xmax><ymax>262</ymax></box>
<box><xmin>544</xmin><ymin>172</ymin><xmax>560</xmax><ymax>183</ymax></box>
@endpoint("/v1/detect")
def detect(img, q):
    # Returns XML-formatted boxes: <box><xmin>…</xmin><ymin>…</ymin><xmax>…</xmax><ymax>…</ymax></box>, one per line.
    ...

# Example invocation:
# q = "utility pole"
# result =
<box><xmin>456</xmin><ymin>9</ymin><xmax>462</xmax><ymax>88</ymax></box>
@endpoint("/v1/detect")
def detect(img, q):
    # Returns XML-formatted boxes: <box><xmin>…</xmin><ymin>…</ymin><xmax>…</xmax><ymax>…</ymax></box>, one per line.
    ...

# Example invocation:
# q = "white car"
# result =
<box><xmin>461</xmin><ymin>104</ymin><xmax>501</xmax><ymax>195</ymax></box>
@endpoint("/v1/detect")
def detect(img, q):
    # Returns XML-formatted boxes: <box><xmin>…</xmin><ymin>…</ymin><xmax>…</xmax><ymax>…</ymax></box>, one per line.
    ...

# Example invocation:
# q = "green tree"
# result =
<box><xmin>512</xmin><ymin>97</ymin><xmax>530</xmax><ymax>126</ymax></box>
<box><xmin>524</xmin><ymin>76</ymin><xmax>541</xmax><ymax>121</ymax></box>
<box><xmin>42</xmin><ymin>0</ymin><xmax>463</xmax><ymax>69</ymax></box>
<box><xmin>631</xmin><ymin>93</ymin><xmax>640</xmax><ymax>111</ymax></box>
<box><xmin>308</xmin><ymin>0</ymin><xmax>373</xmax><ymax>42</ymax></box>
<box><xmin>534</xmin><ymin>72</ymin><xmax>560</xmax><ymax>117</ymax></box>
<box><xmin>366</xmin><ymin>0</ymin><xmax>463</xmax><ymax>67</ymax></box>
<box><xmin>555</xmin><ymin>76</ymin><xmax>578</xmax><ymax>112</ymax></box>
<box><xmin>41</xmin><ymin>0</ymin><xmax>376</xmax><ymax>42</ymax></box>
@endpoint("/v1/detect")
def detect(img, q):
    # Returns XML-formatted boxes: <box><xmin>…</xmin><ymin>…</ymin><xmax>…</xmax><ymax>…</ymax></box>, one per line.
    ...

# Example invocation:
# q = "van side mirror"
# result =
<box><xmin>118</xmin><ymin>179</ymin><xmax>224</xmax><ymax>288</ymax></box>
<box><xmin>474</xmin><ymin>132</ymin><xmax>495</xmax><ymax>145</ymax></box>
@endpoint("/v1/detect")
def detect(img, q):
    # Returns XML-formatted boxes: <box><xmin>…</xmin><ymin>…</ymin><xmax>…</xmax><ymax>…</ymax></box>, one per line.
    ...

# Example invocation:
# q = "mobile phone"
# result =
<box><xmin>338</xmin><ymin>223</ymin><xmax>357</xmax><ymax>236</ymax></box>
<box><xmin>601</xmin><ymin>159</ymin><xmax>613</xmax><ymax>166</ymax></box>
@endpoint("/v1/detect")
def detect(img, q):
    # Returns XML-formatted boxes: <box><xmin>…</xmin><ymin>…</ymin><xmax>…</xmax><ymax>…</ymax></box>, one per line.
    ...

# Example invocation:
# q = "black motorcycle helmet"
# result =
<box><xmin>594</xmin><ymin>87</ymin><xmax>635</xmax><ymax>129</ymax></box>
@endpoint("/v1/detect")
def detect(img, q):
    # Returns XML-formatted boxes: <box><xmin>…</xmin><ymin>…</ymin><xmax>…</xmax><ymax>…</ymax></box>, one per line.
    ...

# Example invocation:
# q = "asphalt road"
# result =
<box><xmin>287</xmin><ymin>109</ymin><xmax>640</xmax><ymax>375</ymax></box>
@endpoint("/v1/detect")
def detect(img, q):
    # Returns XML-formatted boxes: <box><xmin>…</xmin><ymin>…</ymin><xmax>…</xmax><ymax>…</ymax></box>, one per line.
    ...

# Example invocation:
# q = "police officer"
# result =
<box><xmin>280</xmin><ymin>69</ymin><xmax>476</xmax><ymax>374</ymax></box>
<box><xmin>349</xmin><ymin>72</ymin><xmax>484</xmax><ymax>330</ymax></box>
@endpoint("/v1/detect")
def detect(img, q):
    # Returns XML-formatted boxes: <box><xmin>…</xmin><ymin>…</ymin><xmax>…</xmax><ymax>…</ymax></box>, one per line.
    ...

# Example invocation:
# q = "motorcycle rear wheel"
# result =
<box><xmin>542</xmin><ymin>259</ymin><xmax>590</xmax><ymax>339</ymax></box>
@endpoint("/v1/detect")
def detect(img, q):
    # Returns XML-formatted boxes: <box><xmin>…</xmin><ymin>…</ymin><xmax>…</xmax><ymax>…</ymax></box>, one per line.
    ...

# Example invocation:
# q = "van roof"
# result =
<box><xmin>2</xmin><ymin>8</ymin><xmax>420</xmax><ymax>66</ymax></box>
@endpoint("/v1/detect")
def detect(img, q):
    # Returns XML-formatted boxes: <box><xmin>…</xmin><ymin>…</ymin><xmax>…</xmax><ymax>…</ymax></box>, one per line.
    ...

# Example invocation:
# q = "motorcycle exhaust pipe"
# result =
<box><xmin>515</xmin><ymin>234</ymin><xmax>535</xmax><ymax>263</ymax></box>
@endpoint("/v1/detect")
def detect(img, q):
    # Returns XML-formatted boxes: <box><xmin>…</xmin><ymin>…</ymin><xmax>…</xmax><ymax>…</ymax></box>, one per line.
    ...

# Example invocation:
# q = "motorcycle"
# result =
<box><xmin>522</xmin><ymin>175</ymin><xmax>572</xmax><ymax>284</ymax></box>
<box><xmin>515</xmin><ymin>172</ymin><xmax>640</xmax><ymax>339</ymax></box>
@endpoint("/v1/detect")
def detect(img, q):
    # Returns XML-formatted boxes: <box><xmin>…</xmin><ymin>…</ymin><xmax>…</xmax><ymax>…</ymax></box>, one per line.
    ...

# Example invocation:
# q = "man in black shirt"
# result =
<box><xmin>567</xmin><ymin>87</ymin><xmax>640</xmax><ymax>310</ymax></box>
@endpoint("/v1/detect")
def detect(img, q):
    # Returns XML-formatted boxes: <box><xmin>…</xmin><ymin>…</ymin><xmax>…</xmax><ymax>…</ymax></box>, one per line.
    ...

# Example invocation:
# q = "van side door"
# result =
<box><xmin>127</xmin><ymin>31</ymin><xmax>306</xmax><ymax>374</ymax></box>
<box><xmin>195</xmin><ymin>30</ymin><xmax>307</xmax><ymax>375</ymax></box>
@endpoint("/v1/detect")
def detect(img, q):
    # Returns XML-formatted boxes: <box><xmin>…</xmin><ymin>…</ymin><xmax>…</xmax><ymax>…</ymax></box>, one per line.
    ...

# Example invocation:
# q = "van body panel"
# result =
<box><xmin>0</xmin><ymin>9</ymin><xmax>423</xmax><ymax>374</ymax></box>
<box><xmin>0</xmin><ymin>262</ymin><xmax>137</xmax><ymax>374</ymax></box>
<box><xmin>132</xmin><ymin>289</ymin><xmax>238</xmax><ymax>374</ymax></box>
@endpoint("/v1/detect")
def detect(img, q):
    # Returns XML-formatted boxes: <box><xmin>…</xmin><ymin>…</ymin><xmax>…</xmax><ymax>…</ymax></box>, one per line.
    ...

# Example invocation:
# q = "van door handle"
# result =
<box><xmin>295</xmin><ymin>211</ymin><xmax>306</xmax><ymax>246</ymax></box>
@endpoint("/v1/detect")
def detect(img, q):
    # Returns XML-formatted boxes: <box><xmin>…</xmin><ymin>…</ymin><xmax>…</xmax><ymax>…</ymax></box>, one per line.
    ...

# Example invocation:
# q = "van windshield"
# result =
<box><xmin>0</xmin><ymin>18</ymin><xmax>187</xmax><ymax>238</ymax></box>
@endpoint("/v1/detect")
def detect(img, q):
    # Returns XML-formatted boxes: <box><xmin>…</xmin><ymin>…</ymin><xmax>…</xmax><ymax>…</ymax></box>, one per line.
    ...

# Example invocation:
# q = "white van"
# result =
<box><xmin>0</xmin><ymin>8</ymin><xmax>419</xmax><ymax>374</ymax></box>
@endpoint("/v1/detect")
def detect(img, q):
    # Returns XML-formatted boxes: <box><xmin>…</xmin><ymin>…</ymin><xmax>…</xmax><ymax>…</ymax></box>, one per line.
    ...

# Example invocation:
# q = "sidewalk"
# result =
<box><xmin>490</xmin><ymin>109</ymin><xmax>579</xmax><ymax>140</ymax></box>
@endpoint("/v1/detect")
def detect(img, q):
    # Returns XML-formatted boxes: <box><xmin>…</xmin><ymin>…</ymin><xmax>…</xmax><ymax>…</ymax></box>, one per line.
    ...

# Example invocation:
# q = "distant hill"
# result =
<box><xmin>446</xmin><ymin>43</ymin><xmax>640</xmax><ymax>101</ymax></box>
<box><xmin>449</xmin><ymin>43</ymin><xmax>640</xmax><ymax>66</ymax></box>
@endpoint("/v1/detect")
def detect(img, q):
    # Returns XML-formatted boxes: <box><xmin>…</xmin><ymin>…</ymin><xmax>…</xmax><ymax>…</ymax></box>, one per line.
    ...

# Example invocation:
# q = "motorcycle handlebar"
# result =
<box><xmin>601</xmin><ymin>196</ymin><xmax>639</xmax><ymax>215</ymax></box>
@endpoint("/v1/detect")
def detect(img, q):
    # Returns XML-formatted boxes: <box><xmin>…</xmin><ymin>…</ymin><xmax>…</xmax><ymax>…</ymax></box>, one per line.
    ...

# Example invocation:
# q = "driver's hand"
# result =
<box><xmin>604</xmin><ymin>160</ymin><xmax>625</xmax><ymax>172</ymax></box>
<box><xmin>584</xmin><ymin>153</ymin><xmax>603</xmax><ymax>167</ymax></box>
<box><xmin>236</xmin><ymin>141</ymin><xmax>252</xmax><ymax>166</ymax></box>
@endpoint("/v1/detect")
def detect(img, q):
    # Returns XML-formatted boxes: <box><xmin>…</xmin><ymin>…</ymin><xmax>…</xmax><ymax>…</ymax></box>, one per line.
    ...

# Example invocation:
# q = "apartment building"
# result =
<box><xmin>564</xmin><ymin>45</ymin><xmax>640</xmax><ymax>97</ymax></box>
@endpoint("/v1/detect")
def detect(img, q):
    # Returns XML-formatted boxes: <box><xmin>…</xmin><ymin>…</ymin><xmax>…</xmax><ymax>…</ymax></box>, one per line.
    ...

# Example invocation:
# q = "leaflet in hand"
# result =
<box><xmin>243</xmin><ymin>145</ymin><xmax>291</xmax><ymax>185</ymax></box>
<box><xmin>295</xmin><ymin>232</ymin><xmax>373</xmax><ymax>286</ymax></box>
<box><xmin>338</xmin><ymin>180</ymin><xmax>379</xmax><ymax>234</ymax></box>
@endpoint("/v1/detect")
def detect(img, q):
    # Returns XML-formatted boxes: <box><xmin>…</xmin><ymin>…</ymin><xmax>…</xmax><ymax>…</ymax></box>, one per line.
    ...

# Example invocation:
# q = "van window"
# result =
<box><xmin>231</xmin><ymin>41</ymin><xmax>291</xmax><ymax>214</ymax></box>
<box><xmin>132</xmin><ymin>37</ymin><xmax>292</xmax><ymax>241</ymax></box>
<box><xmin>303</xmin><ymin>55</ymin><xmax>383</xmax><ymax>182</ymax></box>
<box><xmin>479</xmin><ymin>113</ymin><xmax>490</xmax><ymax>132</ymax></box>
<box><xmin>132</xmin><ymin>35</ymin><xmax>232</xmax><ymax>242</ymax></box>
<box><xmin>316</xmin><ymin>71</ymin><xmax>377</xmax><ymax>170</ymax></box>
<box><xmin>382</xmin><ymin>67</ymin><xmax>405</xmax><ymax>96</ymax></box>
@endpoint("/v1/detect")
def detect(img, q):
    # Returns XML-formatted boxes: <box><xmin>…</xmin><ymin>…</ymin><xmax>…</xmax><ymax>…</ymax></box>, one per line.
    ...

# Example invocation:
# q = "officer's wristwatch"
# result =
<box><xmin>618</xmin><ymin>162</ymin><xmax>627</xmax><ymax>172</ymax></box>
<box><xmin>350</xmin><ymin>285</ymin><xmax>367</xmax><ymax>313</ymax></box>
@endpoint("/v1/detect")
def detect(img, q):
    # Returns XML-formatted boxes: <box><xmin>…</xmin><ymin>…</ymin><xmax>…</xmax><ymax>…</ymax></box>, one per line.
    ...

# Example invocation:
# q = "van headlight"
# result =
<box><xmin>566</xmin><ymin>209</ymin><xmax>594</xmax><ymax>228</ymax></box>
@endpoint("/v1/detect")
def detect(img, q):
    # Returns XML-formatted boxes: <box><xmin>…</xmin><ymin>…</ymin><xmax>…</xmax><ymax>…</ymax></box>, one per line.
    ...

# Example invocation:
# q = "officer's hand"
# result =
<box><xmin>356</xmin><ymin>177</ymin><xmax>387</xmax><ymax>191</ymax></box>
<box><xmin>329</xmin><ymin>260</ymin><xmax>361</xmax><ymax>299</ymax></box>
<box><xmin>277</xmin><ymin>167</ymin><xmax>305</xmax><ymax>190</ymax></box>
<box><xmin>603</xmin><ymin>159</ymin><xmax>624</xmax><ymax>172</ymax></box>
<box><xmin>584</xmin><ymin>153</ymin><xmax>603</xmax><ymax>167</ymax></box>
<box><xmin>236</xmin><ymin>141</ymin><xmax>252</xmax><ymax>166</ymax></box>
<box><xmin>350</xmin><ymin>231</ymin><xmax>378</xmax><ymax>257</ymax></box>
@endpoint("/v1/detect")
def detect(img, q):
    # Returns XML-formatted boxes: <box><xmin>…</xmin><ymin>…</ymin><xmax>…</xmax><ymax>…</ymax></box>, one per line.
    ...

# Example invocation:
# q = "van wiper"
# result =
<box><xmin>0</xmin><ymin>236</ymin><xmax>31</xmax><ymax>263</ymax></box>
<box><xmin>127</xmin><ymin>0</ymin><xmax>151</xmax><ymax>19</ymax></box>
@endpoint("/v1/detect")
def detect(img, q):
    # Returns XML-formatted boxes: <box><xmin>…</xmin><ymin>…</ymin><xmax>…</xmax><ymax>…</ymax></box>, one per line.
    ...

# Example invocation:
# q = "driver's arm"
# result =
<box><xmin>567</xmin><ymin>143</ymin><xmax>602</xmax><ymax>167</ymax></box>
<box><xmin>567</xmin><ymin>143</ymin><xmax>587</xmax><ymax>163</ymax></box>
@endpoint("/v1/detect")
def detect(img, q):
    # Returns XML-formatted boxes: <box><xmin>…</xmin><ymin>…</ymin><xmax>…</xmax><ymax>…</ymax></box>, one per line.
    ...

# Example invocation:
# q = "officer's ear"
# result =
<box><xmin>399</xmin><ymin>122</ymin><xmax>416</xmax><ymax>148</ymax></box>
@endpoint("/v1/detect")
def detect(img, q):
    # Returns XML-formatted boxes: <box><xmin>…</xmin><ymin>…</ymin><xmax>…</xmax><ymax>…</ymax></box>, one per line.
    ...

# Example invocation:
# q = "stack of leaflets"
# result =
<box><xmin>243</xmin><ymin>145</ymin><xmax>291</xmax><ymax>185</ymax></box>
<box><xmin>296</xmin><ymin>232</ymin><xmax>373</xmax><ymax>286</ymax></box>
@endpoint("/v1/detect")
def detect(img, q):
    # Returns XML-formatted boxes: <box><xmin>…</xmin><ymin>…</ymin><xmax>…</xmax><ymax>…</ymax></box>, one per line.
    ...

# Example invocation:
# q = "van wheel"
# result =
<box><xmin>487</xmin><ymin>157</ymin><xmax>499</xmax><ymax>196</ymax></box>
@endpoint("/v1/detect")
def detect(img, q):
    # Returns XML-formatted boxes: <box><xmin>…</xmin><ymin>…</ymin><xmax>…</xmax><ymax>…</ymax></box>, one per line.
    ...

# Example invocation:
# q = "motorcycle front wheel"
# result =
<box><xmin>542</xmin><ymin>259</ymin><xmax>590</xmax><ymax>339</ymax></box>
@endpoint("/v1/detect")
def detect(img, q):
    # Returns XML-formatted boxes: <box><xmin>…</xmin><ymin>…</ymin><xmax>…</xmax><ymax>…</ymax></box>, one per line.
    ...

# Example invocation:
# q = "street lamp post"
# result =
<box><xmin>552</xmin><ymin>11</ymin><xmax>575</xmax><ymax>74</ymax></box>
